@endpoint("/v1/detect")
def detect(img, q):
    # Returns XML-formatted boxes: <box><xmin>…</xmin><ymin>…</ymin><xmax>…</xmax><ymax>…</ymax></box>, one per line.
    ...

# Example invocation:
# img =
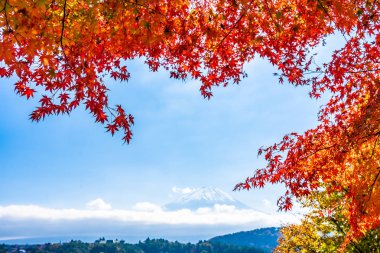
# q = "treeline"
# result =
<box><xmin>0</xmin><ymin>238</ymin><xmax>265</xmax><ymax>253</ymax></box>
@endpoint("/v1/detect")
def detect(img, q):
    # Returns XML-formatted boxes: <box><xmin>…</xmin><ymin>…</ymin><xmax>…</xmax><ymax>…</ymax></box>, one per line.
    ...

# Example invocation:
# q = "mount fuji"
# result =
<box><xmin>164</xmin><ymin>186</ymin><xmax>249</xmax><ymax>210</ymax></box>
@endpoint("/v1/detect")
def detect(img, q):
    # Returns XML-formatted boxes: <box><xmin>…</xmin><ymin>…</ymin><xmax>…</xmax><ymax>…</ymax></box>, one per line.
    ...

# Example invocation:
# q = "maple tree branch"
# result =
<box><xmin>316</xmin><ymin>0</ymin><xmax>333</xmax><ymax>22</ymax></box>
<box><xmin>1</xmin><ymin>0</ymin><xmax>10</xmax><ymax>30</ymax></box>
<box><xmin>346</xmin><ymin>67</ymin><xmax>380</xmax><ymax>74</ymax></box>
<box><xmin>370</xmin><ymin>134</ymin><xmax>380</xmax><ymax>158</ymax></box>
<box><xmin>263</xmin><ymin>0</ymin><xmax>278</xmax><ymax>29</ymax></box>
<box><xmin>0</xmin><ymin>0</ymin><xmax>7</xmax><ymax>12</ymax></box>
<box><xmin>329</xmin><ymin>216</ymin><xmax>365</xmax><ymax>253</ymax></box>
<box><xmin>1</xmin><ymin>0</ymin><xmax>22</xmax><ymax>46</ymax></box>
<box><xmin>316</xmin><ymin>0</ymin><xmax>348</xmax><ymax>42</ymax></box>
<box><xmin>358</xmin><ymin>129</ymin><xmax>380</xmax><ymax>143</ymax></box>
<box><xmin>300</xmin><ymin>143</ymin><xmax>337</xmax><ymax>161</ymax></box>
<box><xmin>60</xmin><ymin>0</ymin><xmax>69</xmax><ymax>65</ymax></box>
<box><xmin>124</xmin><ymin>1</ymin><xmax>167</xmax><ymax>19</ymax></box>
<box><xmin>367</xmin><ymin>166</ymin><xmax>380</xmax><ymax>204</ymax></box>
<box><xmin>105</xmin><ymin>105</ymin><xmax>117</xmax><ymax>119</ymax></box>
<box><xmin>329</xmin><ymin>216</ymin><xmax>346</xmax><ymax>235</ymax></box>
<box><xmin>212</xmin><ymin>0</ymin><xmax>254</xmax><ymax>53</ymax></box>
<box><xmin>303</xmin><ymin>66</ymin><xmax>380</xmax><ymax>79</ymax></box>
<box><xmin>60</xmin><ymin>0</ymin><xmax>66</xmax><ymax>45</ymax></box>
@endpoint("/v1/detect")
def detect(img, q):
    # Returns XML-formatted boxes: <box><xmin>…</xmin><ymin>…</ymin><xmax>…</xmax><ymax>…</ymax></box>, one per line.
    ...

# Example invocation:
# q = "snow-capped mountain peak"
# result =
<box><xmin>165</xmin><ymin>186</ymin><xmax>248</xmax><ymax>210</ymax></box>
<box><xmin>177</xmin><ymin>186</ymin><xmax>235</xmax><ymax>202</ymax></box>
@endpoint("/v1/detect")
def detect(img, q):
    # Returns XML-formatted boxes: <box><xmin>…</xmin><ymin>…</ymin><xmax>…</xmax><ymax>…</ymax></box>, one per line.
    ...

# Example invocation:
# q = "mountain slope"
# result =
<box><xmin>209</xmin><ymin>227</ymin><xmax>281</xmax><ymax>252</ymax></box>
<box><xmin>164</xmin><ymin>186</ymin><xmax>248</xmax><ymax>210</ymax></box>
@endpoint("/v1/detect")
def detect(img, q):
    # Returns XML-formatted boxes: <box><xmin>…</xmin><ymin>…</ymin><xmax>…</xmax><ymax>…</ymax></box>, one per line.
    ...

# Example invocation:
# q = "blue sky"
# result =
<box><xmin>0</xmin><ymin>58</ymin><xmax>321</xmax><ymax>206</ymax></box>
<box><xmin>0</xmin><ymin>39</ymin><xmax>338</xmax><ymax>241</ymax></box>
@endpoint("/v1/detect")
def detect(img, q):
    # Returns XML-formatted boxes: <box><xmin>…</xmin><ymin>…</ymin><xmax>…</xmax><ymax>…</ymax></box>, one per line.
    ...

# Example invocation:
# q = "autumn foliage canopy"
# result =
<box><xmin>1</xmin><ymin>0</ymin><xmax>379</xmax><ymax>247</ymax></box>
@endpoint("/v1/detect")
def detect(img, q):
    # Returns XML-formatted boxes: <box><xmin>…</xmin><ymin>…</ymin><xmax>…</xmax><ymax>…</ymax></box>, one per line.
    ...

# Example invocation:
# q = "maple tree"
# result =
<box><xmin>1</xmin><ymin>0</ymin><xmax>380</xmax><ymax>246</ymax></box>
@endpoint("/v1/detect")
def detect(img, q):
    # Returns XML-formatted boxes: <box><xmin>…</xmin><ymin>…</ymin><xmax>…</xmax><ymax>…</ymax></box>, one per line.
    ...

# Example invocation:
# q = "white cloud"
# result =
<box><xmin>0</xmin><ymin>203</ymin><xmax>300</xmax><ymax>226</ymax></box>
<box><xmin>132</xmin><ymin>202</ymin><xmax>162</xmax><ymax>212</ymax></box>
<box><xmin>0</xmin><ymin>203</ymin><xmax>303</xmax><ymax>242</ymax></box>
<box><xmin>213</xmin><ymin>204</ymin><xmax>236</xmax><ymax>213</ymax></box>
<box><xmin>86</xmin><ymin>198</ymin><xmax>112</xmax><ymax>210</ymax></box>
<box><xmin>0</xmin><ymin>195</ymin><xmax>304</xmax><ymax>240</ymax></box>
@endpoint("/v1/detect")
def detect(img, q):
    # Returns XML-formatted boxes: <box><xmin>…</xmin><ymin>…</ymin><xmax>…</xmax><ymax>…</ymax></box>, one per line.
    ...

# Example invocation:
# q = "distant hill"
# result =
<box><xmin>209</xmin><ymin>227</ymin><xmax>281</xmax><ymax>252</ymax></box>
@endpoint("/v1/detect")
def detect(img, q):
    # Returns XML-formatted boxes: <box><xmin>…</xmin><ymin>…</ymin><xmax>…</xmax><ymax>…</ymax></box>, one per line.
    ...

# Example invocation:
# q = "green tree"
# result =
<box><xmin>276</xmin><ymin>191</ymin><xmax>380</xmax><ymax>252</ymax></box>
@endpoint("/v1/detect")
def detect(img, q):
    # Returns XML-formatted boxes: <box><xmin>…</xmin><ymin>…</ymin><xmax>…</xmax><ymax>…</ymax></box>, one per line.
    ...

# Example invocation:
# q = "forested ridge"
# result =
<box><xmin>0</xmin><ymin>238</ymin><xmax>265</xmax><ymax>253</ymax></box>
